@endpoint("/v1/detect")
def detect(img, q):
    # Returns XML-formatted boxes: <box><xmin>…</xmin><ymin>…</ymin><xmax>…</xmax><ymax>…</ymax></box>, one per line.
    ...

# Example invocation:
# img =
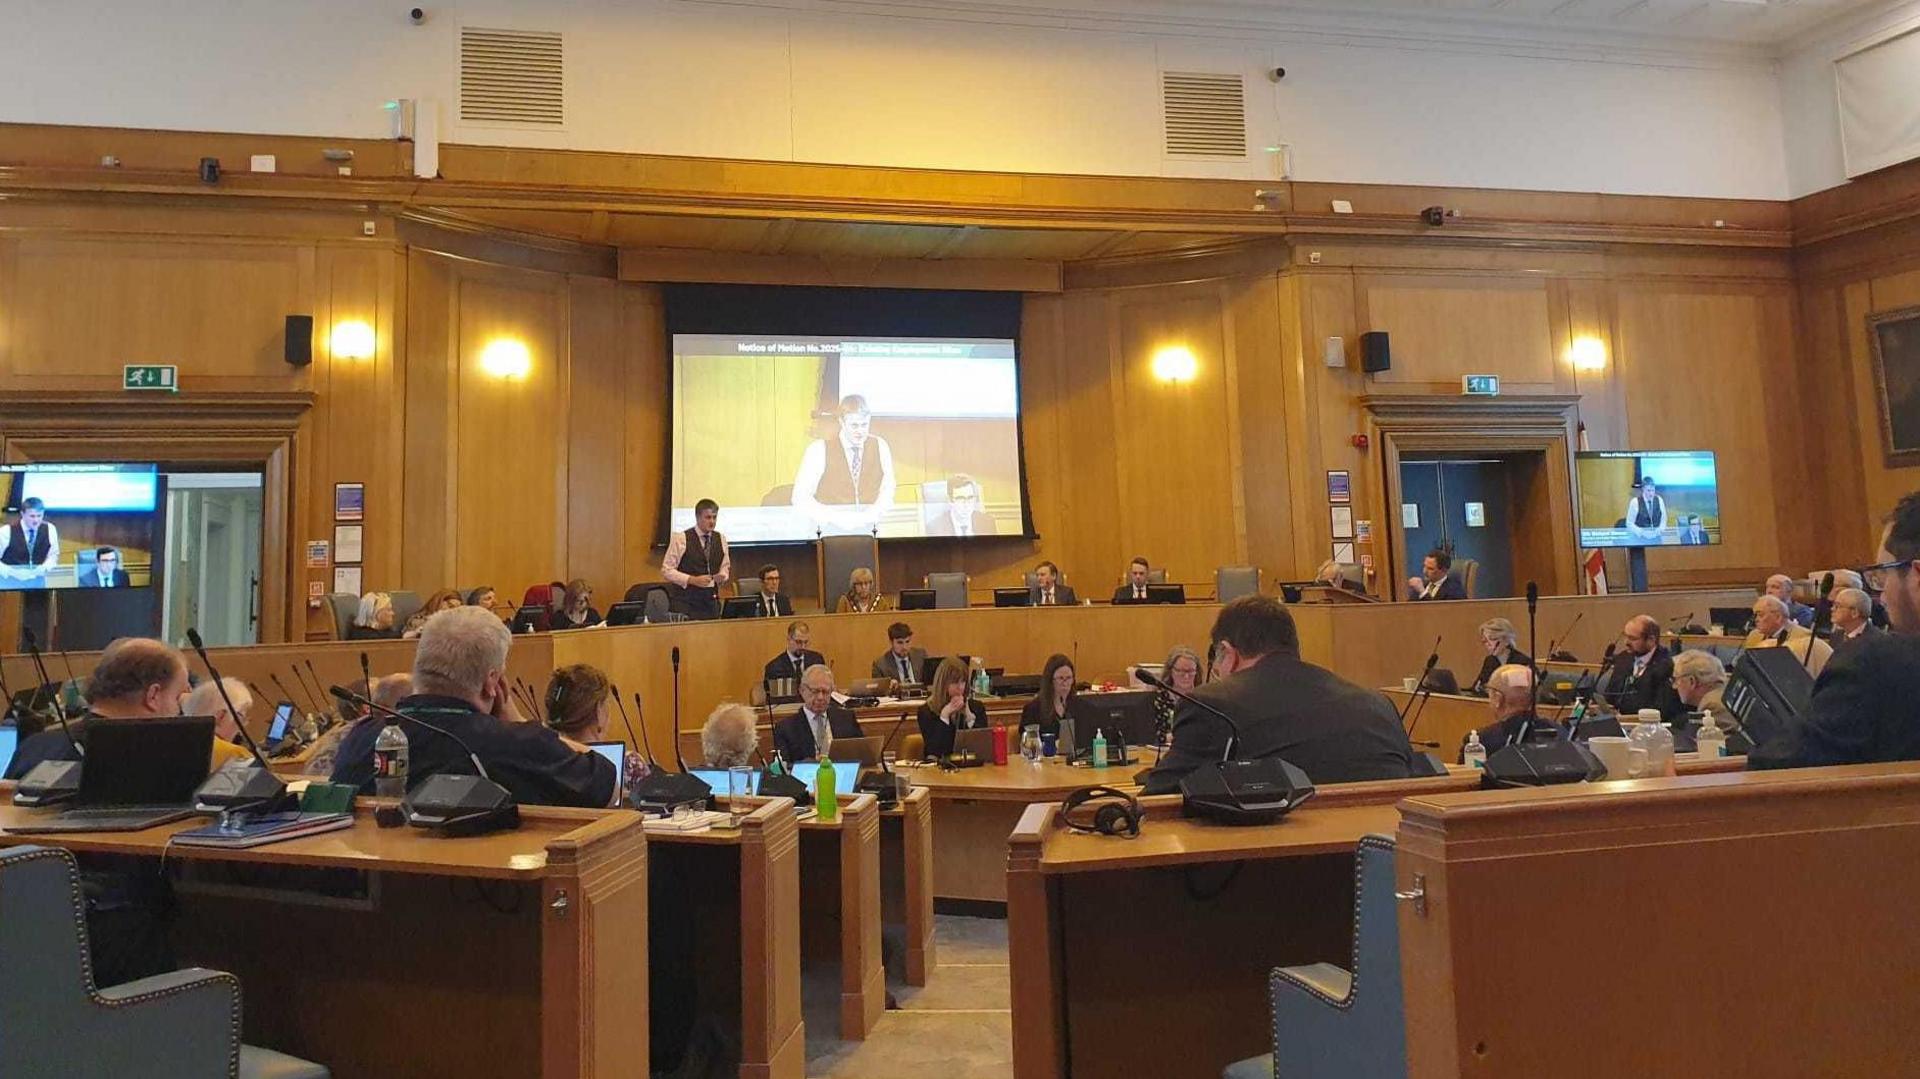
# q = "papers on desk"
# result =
<box><xmin>642</xmin><ymin>809</ymin><xmax>732</xmax><ymax>833</ymax></box>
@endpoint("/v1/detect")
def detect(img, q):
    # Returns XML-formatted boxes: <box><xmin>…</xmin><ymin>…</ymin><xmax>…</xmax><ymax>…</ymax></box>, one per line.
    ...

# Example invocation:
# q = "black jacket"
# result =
<box><xmin>1461</xmin><ymin>711</ymin><xmax>1562</xmax><ymax>762</ymax></box>
<box><xmin>1604</xmin><ymin>645</ymin><xmax>1683</xmax><ymax>721</ymax></box>
<box><xmin>1469</xmin><ymin>649</ymin><xmax>1533</xmax><ymax>695</ymax></box>
<box><xmin>1140</xmin><ymin>652</ymin><xmax>1414</xmax><ymax>794</ymax></box>
<box><xmin>748</xmin><ymin>592</ymin><xmax>795</xmax><ymax>618</ymax></box>
<box><xmin>1749</xmin><ymin>633</ymin><xmax>1920</xmax><ymax>770</ymax></box>
<box><xmin>916</xmin><ymin>699</ymin><xmax>989</xmax><ymax>758</ymax></box>
<box><xmin>549</xmin><ymin>606</ymin><xmax>602</xmax><ymax>630</ymax></box>
<box><xmin>763</xmin><ymin>649</ymin><xmax>827</xmax><ymax>685</ymax></box>
<box><xmin>1830</xmin><ymin>622</ymin><xmax>1886</xmax><ymax>660</ymax></box>
<box><xmin>1112</xmin><ymin>584</ymin><xmax>1153</xmax><ymax>605</ymax></box>
<box><xmin>1029</xmin><ymin>584</ymin><xmax>1077</xmax><ymax>607</ymax></box>
<box><xmin>1409</xmin><ymin>574</ymin><xmax>1467</xmax><ymax>601</ymax></box>
<box><xmin>772</xmin><ymin>705</ymin><xmax>865</xmax><ymax>763</ymax></box>
<box><xmin>329</xmin><ymin>694</ymin><xmax>616</xmax><ymax>808</ymax></box>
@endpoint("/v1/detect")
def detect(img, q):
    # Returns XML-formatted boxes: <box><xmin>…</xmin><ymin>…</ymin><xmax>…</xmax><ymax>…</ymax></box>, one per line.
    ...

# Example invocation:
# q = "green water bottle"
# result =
<box><xmin>816</xmin><ymin>748</ymin><xmax>839</xmax><ymax>821</ymax></box>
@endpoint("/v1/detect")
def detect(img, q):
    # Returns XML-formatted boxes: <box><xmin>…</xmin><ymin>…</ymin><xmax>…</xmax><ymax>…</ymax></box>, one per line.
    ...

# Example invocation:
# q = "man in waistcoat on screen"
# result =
<box><xmin>661</xmin><ymin>498</ymin><xmax>731</xmax><ymax>619</ymax></box>
<box><xmin>0</xmin><ymin>497</ymin><xmax>59</xmax><ymax>590</ymax></box>
<box><xmin>792</xmin><ymin>394</ymin><xmax>896</xmax><ymax>535</ymax></box>
<box><xmin>1622</xmin><ymin>477</ymin><xmax>1667</xmax><ymax>543</ymax></box>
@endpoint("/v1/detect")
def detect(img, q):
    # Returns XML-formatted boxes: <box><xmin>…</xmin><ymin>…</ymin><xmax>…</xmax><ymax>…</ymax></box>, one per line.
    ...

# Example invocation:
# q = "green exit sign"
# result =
<box><xmin>123</xmin><ymin>364</ymin><xmax>179</xmax><ymax>392</ymax></box>
<box><xmin>1461</xmin><ymin>374</ymin><xmax>1500</xmax><ymax>396</ymax></box>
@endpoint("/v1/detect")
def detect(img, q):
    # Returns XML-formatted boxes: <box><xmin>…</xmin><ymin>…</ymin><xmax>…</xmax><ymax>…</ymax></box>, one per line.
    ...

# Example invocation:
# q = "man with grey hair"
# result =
<box><xmin>772</xmin><ymin>663</ymin><xmax>862</xmax><ymax>763</ymax></box>
<box><xmin>1460</xmin><ymin>663</ymin><xmax>1558</xmax><ymax>762</ymax></box>
<box><xmin>1830</xmin><ymin>587</ymin><xmax>1882</xmax><ymax>656</ymax></box>
<box><xmin>701</xmin><ymin>703</ymin><xmax>761</xmax><ymax>769</ymax></box>
<box><xmin>1764</xmin><ymin>574</ymin><xmax>1815</xmax><ymax>628</ymax></box>
<box><xmin>1746</xmin><ymin>594</ymin><xmax>1832</xmax><ymax>676</ymax></box>
<box><xmin>184</xmin><ymin>676</ymin><xmax>251</xmax><ymax>745</ymax></box>
<box><xmin>330</xmin><ymin>606</ymin><xmax>616</xmax><ymax>806</ymax></box>
<box><xmin>1671</xmin><ymin>651</ymin><xmax>1737</xmax><ymax>735</ymax></box>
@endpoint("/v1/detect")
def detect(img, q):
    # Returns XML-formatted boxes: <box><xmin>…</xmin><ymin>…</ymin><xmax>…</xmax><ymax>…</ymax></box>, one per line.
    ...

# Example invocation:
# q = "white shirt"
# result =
<box><xmin>804</xmin><ymin>708</ymin><xmax>831</xmax><ymax>758</ymax></box>
<box><xmin>1622</xmin><ymin>495</ymin><xmax>1667</xmax><ymax>541</ymax></box>
<box><xmin>1</xmin><ymin>522</ymin><xmax>59</xmax><ymax>579</ymax></box>
<box><xmin>791</xmin><ymin>434</ymin><xmax>896</xmax><ymax>531</ymax></box>
<box><xmin>661</xmin><ymin>528</ymin><xmax>730</xmax><ymax>589</ymax></box>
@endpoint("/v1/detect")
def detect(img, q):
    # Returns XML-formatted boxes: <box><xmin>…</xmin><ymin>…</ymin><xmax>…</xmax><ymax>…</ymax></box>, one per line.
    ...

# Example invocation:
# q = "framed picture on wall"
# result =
<box><xmin>1869</xmin><ymin>306</ymin><xmax>1920</xmax><ymax>466</ymax></box>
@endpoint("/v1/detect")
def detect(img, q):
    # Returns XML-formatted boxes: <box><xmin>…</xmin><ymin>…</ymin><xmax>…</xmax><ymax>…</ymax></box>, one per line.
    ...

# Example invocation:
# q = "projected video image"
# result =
<box><xmin>0</xmin><ymin>463</ymin><xmax>161</xmax><ymax>591</ymax></box>
<box><xmin>1576</xmin><ymin>451</ymin><xmax>1720</xmax><ymax>549</ymax></box>
<box><xmin>670</xmin><ymin>334</ymin><xmax>1024</xmax><ymax>542</ymax></box>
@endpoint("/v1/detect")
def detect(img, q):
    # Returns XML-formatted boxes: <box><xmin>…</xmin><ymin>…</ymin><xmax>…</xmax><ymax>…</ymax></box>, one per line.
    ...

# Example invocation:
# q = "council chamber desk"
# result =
<box><xmin>0</xmin><ymin>794</ymin><xmax>648</xmax><ymax>1079</ymax></box>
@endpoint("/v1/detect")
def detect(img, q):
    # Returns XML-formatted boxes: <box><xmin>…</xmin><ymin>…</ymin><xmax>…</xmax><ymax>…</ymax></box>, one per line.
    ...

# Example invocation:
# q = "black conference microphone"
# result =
<box><xmin>1543</xmin><ymin>611</ymin><xmax>1584</xmax><ymax>664</ymax></box>
<box><xmin>859</xmin><ymin>710</ymin><xmax>914</xmax><ymax>803</ymax></box>
<box><xmin>1136</xmin><ymin>668</ymin><xmax>1314</xmax><ymax>825</ymax></box>
<box><xmin>19</xmin><ymin>625</ymin><xmax>58</xmax><ymax>722</ymax></box>
<box><xmin>288</xmin><ymin>662</ymin><xmax>325</xmax><ymax>718</ymax></box>
<box><xmin>1805</xmin><ymin>573</ymin><xmax>1835</xmax><ymax>669</ymax></box>
<box><xmin>330</xmin><ymin>684</ymin><xmax>521</xmax><ymax>835</ymax></box>
<box><xmin>1396</xmin><ymin>636</ymin><xmax>1442</xmax><ymax>728</ymax></box>
<box><xmin>271</xmin><ymin>673</ymin><xmax>310</xmax><ymax>724</ymax></box>
<box><xmin>303</xmin><ymin>660</ymin><xmax>330</xmax><ymax>715</ymax></box>
<box><xmin>359</xmin><ymin>651</ymin><xmax>373</xmax><ymax>700</ymax></box>
<box><xmin>187</xmin><ymin>628</ymin><xmax>291</xmax><ymax>811</ymax></box>
<box><xmin>670</xmin><ymin>647</ymin><xmax>685</xmax><ymax>769</ymax></box>
<box><xmin>628</xmin><ymin>688</ymin><xmax>712</xmax><ymax>810</ymax></box>
<box><xmin>9</xmin><ymin>626</ymin><xmax>84</xmax><ymax>807</ymax></box>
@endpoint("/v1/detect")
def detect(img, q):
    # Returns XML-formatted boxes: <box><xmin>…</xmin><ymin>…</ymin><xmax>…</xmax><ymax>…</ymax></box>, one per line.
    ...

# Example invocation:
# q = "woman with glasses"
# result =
<box><xmin>1151</xmin><ymin>646</ymin><xmax>1203</xmax><ymax>744</ymax></box>
<box><xmin>1469</xmin><ymin>618</ymin><xmax>1531</xmax><ymax>695</ymax></box>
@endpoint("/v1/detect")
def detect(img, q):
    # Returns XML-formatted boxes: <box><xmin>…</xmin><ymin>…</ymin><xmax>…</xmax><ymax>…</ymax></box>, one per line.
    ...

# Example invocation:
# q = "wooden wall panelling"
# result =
<box><xmin>1353</xmin><ymin>274</ymin><xmax>1556</xmax><ymax>391</ymax></box>
<box><xmin>401</xmin><ymin>252</ymin><xmax>458</xmax><ymax>593</ymax></box>
<box><xmin>1227</xmin><ymin>273</ymin><xmax>1297</xmax><ymax>576</ymax></box>
<box><xmin>1796</xmin><ymin>280</ymin><xmax>1870</xmax><ymax>560</ymax></box>
<box><xmin>564</xmin><ymin>275</ymin><xmax>630</xmax><ymax>594</ymax></box>
<box><xmin>621</xmin><ymin>284</ymin><xmax>671</xmax><ymax>595</ymax></box>
<box><xmin>453</xmin><ymin>265</ymin><xmax>569</xmax><ymax>592</ymax></box>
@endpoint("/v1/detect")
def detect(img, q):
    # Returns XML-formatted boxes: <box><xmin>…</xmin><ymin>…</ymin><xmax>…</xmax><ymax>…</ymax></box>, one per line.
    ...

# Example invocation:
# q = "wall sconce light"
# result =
<box><xmin>1152</xmin><ymin>345</ymin><xmax>1198</xmax><ymax>383</ymax></box>
<box><xmin>330</xmin><ymin>319</ymin><xmax>375</xmax><ymax>361</ymax></box>
<box><xmin>479</xmin><ymin>338</ymin><xmax>532</xmax><ymax>380</ymax></box>
<box><xmin>1569</xmin><ymin>335</ymin><xmax>1608</xmax><ymax>372</ymax></box>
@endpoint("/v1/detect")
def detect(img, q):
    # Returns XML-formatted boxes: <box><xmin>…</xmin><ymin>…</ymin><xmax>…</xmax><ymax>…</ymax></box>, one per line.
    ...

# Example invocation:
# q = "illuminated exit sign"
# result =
<box><xmin>123</xmin><ymin>365</ymin><xmax>179</xmax><ymax>392</ymax></box>
<box><xmin>1461</xmin><ymin>374</ymin><xmax>1500</xmax><ymax>396</ymax></box>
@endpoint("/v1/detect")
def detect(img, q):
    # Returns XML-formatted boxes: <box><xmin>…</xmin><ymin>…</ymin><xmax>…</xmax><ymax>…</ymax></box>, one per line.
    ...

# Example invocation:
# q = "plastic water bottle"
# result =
<box><xmin>373</xmin><ymin>721</ymin><xmax>410</xmax><ymax>799</ymax></box>
<box><xmin>1020</xmin><ymin>725</ymin><xmax>1041</xmax><ymax>765</ymax></box>
<box><xmin>1630</xmin><ymin>708</ymin><xmax>1675</xmax><ymax>775</ymax></box>
<box><xmin>972</xmin><ymin>662</ymin><xmax>991</xmax><ymax>698</ymax></box>
<box><xmin>1462</xmin><ymin>730</ymin><xmax>1487</xmax><ymax>770</ymax></box>
<box><xmin>1694</xmin><ymin>712</ymin><xmax>1726</xmax><ymax>759</ymax></box>
<box><xmin>815</xmin><ymin>748</ymin><xmax>838</xmax><ymax>821</ymax></box>
<box><xmin>1091</xmin><ymin>728</ymin><xmax>1108</xmax><ymax>769</ymax></box>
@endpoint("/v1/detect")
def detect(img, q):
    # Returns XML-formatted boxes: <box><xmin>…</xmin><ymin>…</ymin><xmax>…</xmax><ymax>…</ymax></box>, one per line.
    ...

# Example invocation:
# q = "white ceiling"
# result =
<box><xmin>1230</xmin><ymin>0</ymin><xmax>1886</xmax><ymax>46</ymax></box>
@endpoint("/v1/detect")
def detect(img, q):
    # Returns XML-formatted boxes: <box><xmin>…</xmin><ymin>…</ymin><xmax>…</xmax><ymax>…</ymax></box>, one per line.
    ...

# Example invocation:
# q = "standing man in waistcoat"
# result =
<box><xmin>0</xmin><ymin>496</ymin><xmax>59</xmax><ymax>589</ymax></box>
<box><xmin>791</xmin><ymin>394</ymin><xmax>896</xmax><ymax>535</ymax></box>
<box><xmin>1621</xmin><ymin>477</ymin><xmax>1667</xmax><ymax>544</ymax></box>
<box><xmin>661</xmin><ymin>498</ymin><xmax>731</xmax><ymax>619</ymax></box>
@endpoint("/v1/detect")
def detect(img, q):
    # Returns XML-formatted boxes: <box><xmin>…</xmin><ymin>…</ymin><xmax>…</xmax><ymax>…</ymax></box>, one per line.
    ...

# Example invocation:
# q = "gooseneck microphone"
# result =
<box><xmin>1524</xmin><ymin>582</ymin><xmax>1540</xmax><ymax>740</ymax></box>
<box><xmin>670</xmin><ymin>647</ymin><xmax>686</xmax><ymax>772</ymax></box>
<box><xmin>329</xmin><ymin>684</ymin><xmax>492</xmax><ymax>781</ymax></box>
<box><xmin>185</xmin><ymin>628</ymin><xmax>272</xmax><ymax>770</ymax></box>
<box><xmin>1137</xmin><ymin>667</ymin><xmax>1241</xmax><ymax>761</ymax></box>
<box><xmin>20</xmin><ymin>625</ymin><xmax>59</xmax><ymax>726</ymax></box>
<box><xmin>859</xmin><ymin>709</ymin><xmax>914</xmax><ymax>802</ymax></box>
<box><xmin>359</xmin><ymin>651</ymin><xmax>373</xmax><ymax>700</ymax></box>
<box><xmin>1396</xmin><ymin>636</ymin><xmax>1442</xmax><ymax>728</ymax></box>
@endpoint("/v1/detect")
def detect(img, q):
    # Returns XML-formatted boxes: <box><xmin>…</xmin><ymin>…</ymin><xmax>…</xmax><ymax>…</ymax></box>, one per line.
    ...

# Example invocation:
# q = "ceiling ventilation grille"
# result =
<box><xmin>1162</xmin><ymin>71</ymin><xmax>1246</xmax><ymax>158</ymax></box>
<box><xmin>460</xmin><ymin>27</ymin><xmax>564</xmax><ymax>126</ymax></box>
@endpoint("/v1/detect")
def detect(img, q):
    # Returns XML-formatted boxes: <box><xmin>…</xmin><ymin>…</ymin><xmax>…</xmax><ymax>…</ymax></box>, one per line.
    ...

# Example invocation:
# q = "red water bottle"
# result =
<box><xmin>991</xmin><ymin>723</ymin><xmax>1009</xmax><ymax>765</ymax></box>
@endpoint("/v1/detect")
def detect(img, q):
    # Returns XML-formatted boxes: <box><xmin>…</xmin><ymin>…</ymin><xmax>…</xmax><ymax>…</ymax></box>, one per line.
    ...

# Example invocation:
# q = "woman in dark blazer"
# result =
<box><xmin>1018</xmin><ymin>653</ymin><xmax>1077</xmax><ymax>738</ymax></box>
<box><xmin>549</xmin><ymin>578</ymin><xmax>603</xmax><ymax>630</ymax></box>
<box><xmin>1469</xmin><ymin>617</ymin><xmax>1532</xmax><ymax>695</ymax></box>
<box><xmin>917</xmin><ymin>656</ymin><xmax>988</xmax><ymax>759</ymax></box>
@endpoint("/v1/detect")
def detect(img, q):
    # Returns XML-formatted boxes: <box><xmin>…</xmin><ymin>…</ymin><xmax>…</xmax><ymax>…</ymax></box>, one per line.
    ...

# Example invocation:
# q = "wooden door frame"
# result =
<box><xmin>1362</xmin><ymin>394</ymin><xmax>1581</xmax><ymax>599</ymax></box>
<box><xmin>0</xmin><ymin>392</ymin><xmax>313</xmax><ymax>644</ymax></box>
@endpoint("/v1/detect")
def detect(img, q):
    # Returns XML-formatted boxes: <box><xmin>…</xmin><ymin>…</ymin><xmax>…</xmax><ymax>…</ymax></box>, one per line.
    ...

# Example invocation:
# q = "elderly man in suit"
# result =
<box><xmin>1744</xmin><ymin>595</ymin><xmax>1832</xmax><ymax>677</ymax></box>
<box><xmin>772</xmin><ymin>664</ymin><xmax>864</xmax><ymax>763</ymax></box>
<box><xmin>870</xmin><ymin>621</ymin><xmax>929</xmax><ymax>688</ymax></box>
<box><xmin>1830</xmin><ymin>587</ymin><xmax>1882</xmax><ymax>656</ymax></box>
<box><xmin>1028</xmin><ymin>560</ymin><xmax>1077</xmax><ymax>607</ymax></box>
<box><xmin>1141</xmin><ymin>595</ymin><xmax>1414</xmax><ymax>794</ymax></box>
<box><xmin>1764</xmin><ymin>574</ymin><xmax>1815</xmax><ymax>628</ymax></box>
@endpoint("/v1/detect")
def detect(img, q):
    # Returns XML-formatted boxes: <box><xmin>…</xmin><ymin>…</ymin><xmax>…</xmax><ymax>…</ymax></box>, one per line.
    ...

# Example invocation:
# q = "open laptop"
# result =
<box><xmin>1068</xmin><ymin>690</ymin><xmax>1158</xmax><ymax>751</ymax></box>
<box><xmin>605</xmin><ymin>600</ymin><xmax>647</xmax><ymax>627</ymax></box>
<box><xmin>993</xmin><ymin>588</ymin><xmax>1031</xmax><ymax>608</ymax></box>
<box><xmin>9</xmin><ymin>716</ymin><xmax>215</xmax><ymax>834</ymax></box>
<box><xmin>826</xmin><ymin>735</ymin><xmax>883</xmax><ymax>768</ymax></box>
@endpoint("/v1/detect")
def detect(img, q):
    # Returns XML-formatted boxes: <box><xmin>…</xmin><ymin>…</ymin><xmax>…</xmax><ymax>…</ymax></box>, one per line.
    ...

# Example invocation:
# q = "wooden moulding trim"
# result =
<box><xmin>1005</xmin><ymin>802</ymin><xmax>1053</xmax><ymax>873</ymax></box>
<box><xmin>1360</xmin><ymin>393</ymin><xmax>1583</xmax><ymax>422</ymax></box>
<box><xmin>541</xmin><ymin>810</ymin><xmax>648</xmax><ymax>871</ymax></box>
<box><xmin>396</xmin><ymin>210</ymin><xmax>619</xmax><ymax>279</ymax></box>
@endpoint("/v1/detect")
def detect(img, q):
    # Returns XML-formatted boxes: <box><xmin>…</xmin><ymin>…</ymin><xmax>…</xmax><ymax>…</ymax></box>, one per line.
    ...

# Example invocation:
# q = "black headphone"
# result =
<box><xmin>1060</xmin><ymin>785</ymin><xmax>1141</xmax><ymax>838</ymax></box>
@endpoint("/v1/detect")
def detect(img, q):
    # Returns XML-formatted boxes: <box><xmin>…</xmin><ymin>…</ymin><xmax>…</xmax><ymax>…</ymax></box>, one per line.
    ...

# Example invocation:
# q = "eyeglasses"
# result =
<box><xmin>1857</xmin><ymin>559</ymin><xmax>1915</xmax><ymax>593</ymax></box>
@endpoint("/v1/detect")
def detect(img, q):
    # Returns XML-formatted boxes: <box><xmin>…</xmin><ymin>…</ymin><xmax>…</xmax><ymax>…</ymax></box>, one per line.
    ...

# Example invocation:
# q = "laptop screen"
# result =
<box><xmin>77</xmin><ymin>715</ymin><xmax>215</xmax><ymax>806</ymax></box>
<box><xmin>268</xmin><ymin>702</ymin><xmax>295</xmax><ymax>743</ymax></box>
<box><xmin>0</xmin><ymin>726</ymin><xmax>15</xmax><ymax>777</ymax></box>
<box><xmin>589</xmin><ymin>741</ymin><xmax>625</xmax><ymax>774</ymax></box>
<box><xmin>789</xmin><ymin>761</ymin><xmax>858</xmax><ymax>797</ymax></box>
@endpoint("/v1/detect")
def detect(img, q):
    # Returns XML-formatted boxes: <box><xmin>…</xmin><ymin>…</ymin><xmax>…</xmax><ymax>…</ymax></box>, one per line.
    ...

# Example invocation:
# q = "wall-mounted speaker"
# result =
<box><xmin>284</xmin><ymin>315</ymin><xmax>314</xmax><ymax>366</ymax></box>
<box><xmin>1360</xmin><ymin>331</ymin><xmax>1391</xmax><ymax>373</ymax></box>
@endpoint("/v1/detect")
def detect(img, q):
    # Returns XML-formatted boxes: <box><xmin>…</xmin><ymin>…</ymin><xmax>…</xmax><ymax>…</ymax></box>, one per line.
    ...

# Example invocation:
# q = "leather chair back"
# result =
<box><xmin>325</xmin><ymin>593</ymin><xmax>357</xmax><ymax>640</ymax></box>
<box><xmin>925</xmin><ymin>572</ymin><xmax>968</xmax><ymax>610</ymax></box>
<box><xmin>1215</xmin><ymin>565</ymin><xmax>1261</xmax><ymax>603</ymax></box>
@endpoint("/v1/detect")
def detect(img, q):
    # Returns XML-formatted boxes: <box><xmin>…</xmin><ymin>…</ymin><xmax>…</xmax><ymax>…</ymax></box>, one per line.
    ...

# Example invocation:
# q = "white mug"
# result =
<box><xmin>1402</xmin><ymin>676</ymin><xmax>1419</xmax><ymax>692</ymax></box>
<box><xmin>1587</xmin><ymin>736</ymin><xmax>1647</xmax><ymax>780</ymax></box>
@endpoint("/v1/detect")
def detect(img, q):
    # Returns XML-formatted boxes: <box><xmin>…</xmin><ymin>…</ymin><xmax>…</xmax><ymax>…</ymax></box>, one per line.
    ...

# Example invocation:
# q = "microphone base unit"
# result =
<box><xmin>633</xmin><ymin>771</ymin><xmax>715</xmax><ymax>812</ymax></box>
<box><xmin>756</xmin><ymin>770</ymin><xmax>812</xmax><ymax>806</ymax></box>
<box><xmin>1480</xmin><ymin>741</ymin><xmax>1604</xmax><ymax>788</ymax></box>
<box><xmin>856</xmin><ymin>769</ymin><xmax>910</xmax><ymax>806</ymax></box>
<box><xmin>940</xmin><ymin>750</ymin><xmax>986</xmax><ymax>769</ymax></box>
<box><xmin>402</xmin><ymin>774</ymin><xmax>522</xmax><ymax>836</ymax></box>
<box><xmin>12</xmin><ymin>760</ymin><xmax>82</xmax><ymax>807</ymax></box>
<box><xmin>1179</xmin><ymin>757</ymin><xmax>1316</xmax><ymax>826</ymax></box>
<box><xmin>193</xmin><ymin>761</ymin><xmax>295</xmax><ymax>812</ymax></box>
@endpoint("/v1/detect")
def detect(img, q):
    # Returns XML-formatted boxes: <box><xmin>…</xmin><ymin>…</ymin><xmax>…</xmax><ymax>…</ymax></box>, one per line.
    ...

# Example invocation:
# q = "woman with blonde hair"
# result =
<box><xmin>401</xmin><ymin>589</ymin><xmax>464</xmax><ymax>638</ymax></box>
<box><xmin>347</xmin><ymin>591</ymin><xmax>399</xmax><ymax>640</ymax></box>
<box><xmin>916</xmin><ymin>655</ymin><xmax>988</xmax><ymax>758</ymax></box>
<box><xmin>550</xmin><ymin>578</ymin><xmax>602</xmax><ymax>630</ymax></box>
<box><xmin>835</xmin><ymin>566</ymin><xmax>892</xmax><ymax>614</ymax></box>
<box><xmin>1469</xmin><ymin>617</ymin><xmax>1531</xmax><ymax>695</ymax></box>
<box><xmin>1150</xmin><ymin>645</ymin><xmax>1203</xmax><ymax>744</ymax></box>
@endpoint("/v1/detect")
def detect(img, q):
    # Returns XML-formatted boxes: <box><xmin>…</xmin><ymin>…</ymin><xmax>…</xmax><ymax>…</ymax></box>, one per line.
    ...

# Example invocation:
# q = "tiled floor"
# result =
<box><xmin>806</xmin><ymin>914</ymin><xmax>1013</xmax><ymax>1079</ymax></box>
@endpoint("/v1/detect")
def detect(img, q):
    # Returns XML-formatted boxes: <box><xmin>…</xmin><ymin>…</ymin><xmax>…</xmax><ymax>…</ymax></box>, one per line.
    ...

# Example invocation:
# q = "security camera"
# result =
<box><xmin>1269</xmin><ymin>67</ymin><xmax>1287</xmax><ymax>81</ymax></box>
<box><xmin>1420</xmin><ymin>205</ymin><xmax>1447</xmax><ymax>227</ymax></box>
<box><xmin>408</xmin><ymin>7</ymin><xmax>425</xmax><ymax>23</ymax></box>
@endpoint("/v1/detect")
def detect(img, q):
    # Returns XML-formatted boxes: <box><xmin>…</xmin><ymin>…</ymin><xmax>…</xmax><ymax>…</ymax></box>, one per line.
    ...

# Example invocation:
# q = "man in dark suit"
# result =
<box><xmin>1829</xmin><ymin>587</ymin><xmax>1883</xmax><ymax>658</ymax></box>
<box><xmin>1111</xmin><ymin>557</ymin><xmax>1155</xmax><ymax>604</ymax></box>
<box><xmin>763</xmin><ymin>620</ymin><xmax>826</xmax><ymax>687</ymax></box>
<box><xmin>1406</xmin><ymin>548</ymin><xmax>1466</xmax><ymax>601</ymax></box>
<box><xmin>751</xmin><ymin>564</ymin><xmax>795</xmax><ymax>618</ymax></box>
<box><xmin>871</xmin><ymin>621</ymin><xmax>929</xmax><ymax>688</ymax></box>
<box><xmin>78</xmin><ymin>546</ymin><xmax>131</xmax><ymax>588</ymax></box>
<box><xmin>1141</xmin><ymin>596</ymin><xmax>1414</xmax><ymax>794</ymax></box>
<box><xmin>772</xmin><ymin>664</ymin><xmax>864</xmax><ymax>763</ymax></box>
<box><xmin>1460</xmin><ymin>664</ymin><xmax>1560</xmax><ymax>761</ymax></box>
<box><xmin>1603</xmin><ymin>614</ymin><xmax>1682</xmax><ymax>721</ymax></box>
<box><xmin>1029</xmin><ymin>560</ymin><xmax>1077</xmax><ymax>607</ymax></box>
<box><xmin>924</xmin><ymin>473</ymin><xmax>997</xmax><ymax>537</ymax></box>
<box><xmin>1753</xmin><ymin>493</ymin><xmax>1920</xmax><ymax>770</ymax></box>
